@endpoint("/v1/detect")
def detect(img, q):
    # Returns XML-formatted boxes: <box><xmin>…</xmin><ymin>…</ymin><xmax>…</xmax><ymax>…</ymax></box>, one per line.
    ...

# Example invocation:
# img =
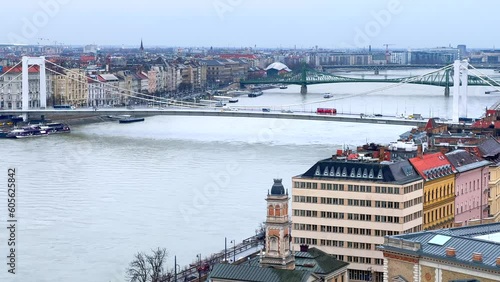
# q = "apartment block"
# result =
<box><xmin>292</xmin><ymin>155</ymin><xmax>424</xmax><ymax>282</ymax></box>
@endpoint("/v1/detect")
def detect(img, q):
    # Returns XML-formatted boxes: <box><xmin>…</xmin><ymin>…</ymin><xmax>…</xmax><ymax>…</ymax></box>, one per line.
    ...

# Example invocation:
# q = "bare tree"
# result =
<box><xmin>147</xmin><ymin>247</ymin><xmax>167</xmax><ymax>282</ymax></box>
<box><xmin>127</xmin><ymin>247</ymin><xmax>170</xmax><ymax>282</ymax></box>
<box><xmin>127</xmin><ymin>251</ymin><xmax>149</xmax><ymax>282</ymax></box>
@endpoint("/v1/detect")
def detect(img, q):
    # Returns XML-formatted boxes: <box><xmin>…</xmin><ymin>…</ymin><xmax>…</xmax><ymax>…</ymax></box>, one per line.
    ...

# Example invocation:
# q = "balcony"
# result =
<box><xmin>266</xmin><ymin>215</ymin><xmax>290</xmax><ymax>223</ymax></box>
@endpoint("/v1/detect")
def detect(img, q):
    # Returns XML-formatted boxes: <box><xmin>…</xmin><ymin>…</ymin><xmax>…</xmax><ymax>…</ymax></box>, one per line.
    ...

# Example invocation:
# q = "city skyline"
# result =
<box><xmin>3</xmin><ymin>0</ymin><xmax>500</xmax><ymax>49</ymax></box>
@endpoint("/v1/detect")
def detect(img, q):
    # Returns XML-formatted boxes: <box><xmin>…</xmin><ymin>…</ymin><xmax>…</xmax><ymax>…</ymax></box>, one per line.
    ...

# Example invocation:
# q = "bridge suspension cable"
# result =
<box><xmin>280</xmin><ymin>64</ymin><xmax>454</xmax><ymax>108</ymax></box>
<box><xmin>0</xmin><ymin>60</ymin><xmax>22</xmax><ymax>80</ymax></box>
<box><xmin>44</xmin><ymin>60</ymin><xmax>207</xmax><ymax>108</ymax></box>
<box><xmin>467</xmin><ymin>65</ymin><xmax>500</xmax><ymax>89</ymax></box>
<box><xmin>0</xmin><ymin>64</ymin><xmax>36</xmax><ymax>93</ymax></box>
<box><xmin>467</xmin><ymin>65</ymin><xmax>500</xmax><ymax>110</ymax></box>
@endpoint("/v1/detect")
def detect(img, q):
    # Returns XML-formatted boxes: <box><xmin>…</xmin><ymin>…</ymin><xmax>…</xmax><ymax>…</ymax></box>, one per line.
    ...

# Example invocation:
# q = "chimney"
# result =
<box><xmin>336</xmin><ymin>149</ymin><xmax>343</xmax><ymax>157</ymax></box>
<box><xmin>496</xmin><ymin>257</ymin><xmax>500</xmax><ymax>267</ymax></box>
<box><xmin>445</xmin><ymin>247</ymin><xmax>456</xmax><ymax>257</ymax></box>
<box><xmin>417</xmin><ymin>144</ymin><xmax>423</xmax><ymax>158</ymax></box>
<box><xmin>472</xmin><ymin>252</ymin><xmax>483</xmax><ymax>263</ymax></box>
<box><xmin>379</xmin><ymin>147</ymin><xmax>385</xmax><ymax>162</ymax></box>
<box><xmin>300</xmin><ymin>244</ymin><xmax>309</xmax><ymax>252</ymax></box>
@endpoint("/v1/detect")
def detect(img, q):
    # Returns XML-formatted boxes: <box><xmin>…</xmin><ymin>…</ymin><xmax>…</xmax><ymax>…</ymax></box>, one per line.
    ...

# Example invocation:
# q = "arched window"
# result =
<box><xmin>268</xmin><ymin>205</ymin><xmax>274</xmax><ymax>216</ymax></box>
<box><xmin>275</xmin><ymin>205</ymin><xmax>281</xmax><ymax>217</ymax></box>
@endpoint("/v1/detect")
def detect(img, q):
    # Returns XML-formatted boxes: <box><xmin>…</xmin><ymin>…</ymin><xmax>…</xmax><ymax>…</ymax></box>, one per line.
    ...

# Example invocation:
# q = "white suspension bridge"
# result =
<box><xmin>1</xmin><ymin>57</ymin><xmax>500</xmax><ymax>126</ymax></box>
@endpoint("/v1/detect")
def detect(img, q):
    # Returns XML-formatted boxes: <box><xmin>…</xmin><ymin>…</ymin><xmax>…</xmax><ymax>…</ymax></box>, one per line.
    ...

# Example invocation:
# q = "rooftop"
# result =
<box><xmin>265</xmin><ymin>62</ymin><xmax>291</xmax><ymax>72</ymax></box>
<box><xmin>296</xmin><ymin>158</ymin><xmax>421</xmax><ymax>185</ymax></box>
<box><xmin>380</xmin><ymin>222</ymin><xmax>500</xmax><ymax>273</ymax></box>
<box><xmin>209</xmin><ymin>263</ymin><xmax>313</xmax><ymax>282</ymax></box>
<box><xmin>210</xmin><ymin>247</ymin><xmax>348</xmax><ymax>282</ymax></box>
<box><xmin>409</xmin><ymin>152</ymin><xmax>456</xmax><ymax>181</ymax></box>
<box><xmin>445</xmin><ymin>149</ymin><xmax>490</xmax><ymax>172</ymax></box>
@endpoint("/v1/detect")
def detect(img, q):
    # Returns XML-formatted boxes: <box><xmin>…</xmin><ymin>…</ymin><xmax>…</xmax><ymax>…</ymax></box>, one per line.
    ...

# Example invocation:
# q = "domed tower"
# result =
<box><xmin>260</xmin><ymin>179</ymin><xmax>295</xmax><ymax>270</ymax></box>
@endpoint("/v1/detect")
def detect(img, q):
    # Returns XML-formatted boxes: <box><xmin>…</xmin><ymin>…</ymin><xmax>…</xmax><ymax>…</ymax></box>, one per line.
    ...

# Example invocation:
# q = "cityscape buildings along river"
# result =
<box><xmin>1</xmin><ymin>82</ymin><xmax>500</xmax><ymax>281</ymax></box>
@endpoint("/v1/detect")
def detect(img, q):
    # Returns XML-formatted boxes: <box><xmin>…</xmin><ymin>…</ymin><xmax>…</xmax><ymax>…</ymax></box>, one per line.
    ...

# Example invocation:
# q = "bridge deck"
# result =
<box><xmin>1</xmin><ymin>108</ymin><xmax>430</xmax><ymax>127</ymax></box>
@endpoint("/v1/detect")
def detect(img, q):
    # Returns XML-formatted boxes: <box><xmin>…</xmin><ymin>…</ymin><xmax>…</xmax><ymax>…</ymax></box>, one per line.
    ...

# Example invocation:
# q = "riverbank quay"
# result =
<box><xmin>174</xmin><ymin>234</ymin><xmax>263</xmax><ymax>281</ymax></box>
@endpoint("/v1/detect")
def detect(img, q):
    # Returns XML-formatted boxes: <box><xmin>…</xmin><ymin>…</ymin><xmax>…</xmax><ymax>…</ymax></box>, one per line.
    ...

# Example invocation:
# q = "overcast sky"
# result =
<box><xmin>3</xmin><ymin>0</ymin><xmax>498</xmax><ymax>49</ymax></box>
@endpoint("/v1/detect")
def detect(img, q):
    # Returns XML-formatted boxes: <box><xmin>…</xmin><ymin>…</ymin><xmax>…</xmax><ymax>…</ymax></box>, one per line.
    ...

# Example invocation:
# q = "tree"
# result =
<box><xmin>127</xmin><ymin>247</ymin><xmax>171</xmax><ymax>282</ymax></box>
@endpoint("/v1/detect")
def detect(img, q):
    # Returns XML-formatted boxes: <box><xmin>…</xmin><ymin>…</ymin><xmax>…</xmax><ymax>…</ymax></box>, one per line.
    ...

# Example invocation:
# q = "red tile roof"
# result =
<box><xmin>1</xmin><ymin>65</ymin><xmax>40</xmax><ymax>73</ymax></box>
<box><xmin>424</xmin><ymin>118</ymin><xmax>438</xmax><ymax>131</ymax></box>
<box><xmin>220</xmin><ymin>54</ymin><xmax>257</xmax><ymax>60</ymax></box>
<box><xmin>471</xmin><ymin>120</ymin><xmax>500</xmax><ymax>129</ymax></box>
<box><xmin>409</xmin><ymin>152</ymin><xmax>455</xmax><ymax>181</ymax></box>
<box><xmin>80</xmin><ymin>56</ymin><xmax>95</xmax><ymax>63</ymax></box>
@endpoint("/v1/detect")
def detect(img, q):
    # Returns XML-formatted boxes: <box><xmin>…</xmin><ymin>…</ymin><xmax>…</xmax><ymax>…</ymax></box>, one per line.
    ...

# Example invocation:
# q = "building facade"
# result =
<box><xmin>409</xmin><ymin>152</ymin><xmax>456</xmax><ymax>230</ymax></box>
<box><xmin>476</xmin><ymin>138</ymin><xmax>500</xmax><ymax>222</ymax></box>
<box><xmin>445</xmin><ymin>150</ymin><xmax>490</xmax><ymax>225</ymax></box>
<box><xmin>0</xmin><ymin>65</ymin><xmax>51</xmax><ymax>109</ymax></box>
<box><xmin>52</xmin><ymin>68</ymin><xmax>88</xmax><ymax>107</ymax></box>
<box><xmin>208</xmin><ymin>178</ymin><xmax>349</xmax><ymax>282</ymax></box>
<box><xmin>292</xmin><ymin>155</ymin><xmax>424</xmax><ymax>282</ymax></box>
<box><xmin>379</xmin><ymin>222</ymin><xmax>500</xmax><ymax>282</ymax></box>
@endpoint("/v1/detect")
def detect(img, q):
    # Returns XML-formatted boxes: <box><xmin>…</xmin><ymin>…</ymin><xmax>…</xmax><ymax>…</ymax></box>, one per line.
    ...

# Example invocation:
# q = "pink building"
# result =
<box><xmin>445</xmin><ymin>149</ymin><xmax>490</xmax><ymax>225</ymax></box>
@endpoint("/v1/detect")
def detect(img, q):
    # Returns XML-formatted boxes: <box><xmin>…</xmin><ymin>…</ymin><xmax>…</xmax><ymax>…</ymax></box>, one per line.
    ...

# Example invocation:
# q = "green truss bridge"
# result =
<box><xmin>240</xmin><ymin>65</ymin><xmax>500</xmax><ymax>95</ymax></box>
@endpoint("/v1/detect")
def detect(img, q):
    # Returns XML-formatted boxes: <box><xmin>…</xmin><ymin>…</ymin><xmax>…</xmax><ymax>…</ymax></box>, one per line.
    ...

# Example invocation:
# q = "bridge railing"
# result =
<box><xmin>172</xmin><ymin>233</ymin><xmax>264</xmax><ymax>281</ymax></box>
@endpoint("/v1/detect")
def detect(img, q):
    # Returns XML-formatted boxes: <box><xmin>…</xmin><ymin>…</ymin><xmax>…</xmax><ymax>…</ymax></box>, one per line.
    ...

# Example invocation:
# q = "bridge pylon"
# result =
<box><xmin>22</xmin><ymin>56</ymin><xmax>47</xmax><ymax>121</ymax></box>
<box><xmin>300</xmin><ymin>85</ymin><xmax>307</xmax><ymax>94</ymax></box>
<box><xmin>452</xmin><ymin>60</ymin><xmax>468</xmax><ymax>123</ymax></box>
<box><xmin>444</xmin><ymin>68</ymin><xmax>451</xmax><ymax>97</ymax></box>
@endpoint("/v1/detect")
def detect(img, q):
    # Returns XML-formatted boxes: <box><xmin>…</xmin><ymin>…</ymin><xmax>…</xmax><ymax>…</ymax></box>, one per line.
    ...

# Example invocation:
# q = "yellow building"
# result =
<box><xmin>488</xmin><ymin>164</ymin><xmax>500</xmax><ymax>221</ymax></box>
<box><xmin>476</xmin><ymin>138</ymin><xmax>500</xmax><ymax>222</ymax></box>
<box><xmin>52</xmin><ymin>69</ymin><xmax>88</xmax><ymax>107</ymax></box>
<box><xmin>409</xmin><ymin>152</ymin><xmax>456</xmax><ymax>230</ymax></box>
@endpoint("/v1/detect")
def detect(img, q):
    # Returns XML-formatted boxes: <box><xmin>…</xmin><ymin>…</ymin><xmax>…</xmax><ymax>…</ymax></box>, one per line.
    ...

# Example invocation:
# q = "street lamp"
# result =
<box><xmin>174</xmin><ymin>256</ymin><xmax>181</xmax><ymax>282</ymax></box>
<box><xmin>174</xmin><ymin>255</ymin><xmax>180</xmax><ymax>282</ymax></box>
<box><xmin>230</xmin><ymin>240</ymin><xmax>236</xmax><ymax>263</ymax></box>
<box><xmin>196</xmin><ymin>253</ymin><xmax>201</xmax><ymax>281</ymax></box>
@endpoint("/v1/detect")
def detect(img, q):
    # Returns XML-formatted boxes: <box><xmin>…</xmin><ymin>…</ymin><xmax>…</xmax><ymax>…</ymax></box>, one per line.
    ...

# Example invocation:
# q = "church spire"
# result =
<box><xmin>140</xmin><ymin>38</ymin><xmax>144</xmax><ymax>52</ymax></box>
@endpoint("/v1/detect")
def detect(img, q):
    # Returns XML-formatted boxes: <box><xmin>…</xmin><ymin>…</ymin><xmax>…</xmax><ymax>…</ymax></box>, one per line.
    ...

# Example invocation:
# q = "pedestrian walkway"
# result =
<box><xmin>174</xmin><ymin>233</ymin><xmax>264</xmax><ymax>281</ymax></box>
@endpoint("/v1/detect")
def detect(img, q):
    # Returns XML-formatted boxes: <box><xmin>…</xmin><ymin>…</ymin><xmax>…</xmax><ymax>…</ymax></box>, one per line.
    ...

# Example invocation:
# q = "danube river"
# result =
<box><xmin>1</xmin><ymin>78</ymin><xmax>500</xmax><ymax>281</ymax></box>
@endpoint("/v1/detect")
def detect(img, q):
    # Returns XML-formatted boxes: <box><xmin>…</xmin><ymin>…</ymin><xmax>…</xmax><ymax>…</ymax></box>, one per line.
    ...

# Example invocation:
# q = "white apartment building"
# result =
<box><xmin>292</xmin><ymin>155</ymin><xmax>424</xmax><ymax>282</ymax></box>
<box><xmin>0</xmin><ymin>65</ymin><xmax>52</xmax><ymax>109</ymax></box>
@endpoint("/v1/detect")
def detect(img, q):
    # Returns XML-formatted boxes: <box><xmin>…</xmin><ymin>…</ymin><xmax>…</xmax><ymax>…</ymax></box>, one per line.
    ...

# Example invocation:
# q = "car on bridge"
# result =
<box><xmin>262</xmin><ymin>108</ymin><xmax>271</xmax><ymax>112</ymax></box>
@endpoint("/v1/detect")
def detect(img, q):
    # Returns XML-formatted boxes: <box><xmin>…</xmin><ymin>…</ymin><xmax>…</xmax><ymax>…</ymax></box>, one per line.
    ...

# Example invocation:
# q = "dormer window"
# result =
<box><xmin>350</xmin><ymin>168</ymin><xmax>356</xmax><ymax>177</ymax></box>
<box><xmin>336</xmin><ymin>167</ymin><xmax>341</xmax><ymax>176</ymax></box>
<box><xmin>315</xmin><ymin>166</ymin><xmax>321</xmax><ymax>176</ymax></box>
<box><xmin>363</xmin><ymin>168</ymin><xmax>368</xmax><ymax>178</ymax></box>
<box><xmin>377</xmin><ymin>169</ymin><xmax>383</xmax><ymax>179</ymax></box>
<box><xmin>357</xmin><ymin>168</ymin><xmax>362</xmax><ymax>177</ymax></box>
<box><xmin>369</xmin><ymin>168</ymin><xmax>374</xmax><ymax>178</ymax></box>
<box><xmin>323</xmin><ymin>167</ymin><xmax>329</xmax><ymax>176</ymax></box>
<box><xmin>342</xmin><ymin>167</ymin><xmax>347</xmax><ymax>177</ymax></box>
<box><xmin>330</xmin><ymin>167</ymin><xmax>335</xmax><ymax>176</ymax></box>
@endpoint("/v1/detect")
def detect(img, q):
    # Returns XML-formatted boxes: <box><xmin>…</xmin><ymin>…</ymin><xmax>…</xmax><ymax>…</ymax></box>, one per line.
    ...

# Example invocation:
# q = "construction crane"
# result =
<box><xmin>383</xmin><ymin>44</ymin><xmax>395</xmax><ymax>64</ymax></box>
<box><xmin>37</xmin><ymin>37</ymin><xmax>50</xmax><ymax>45</ymax></box>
